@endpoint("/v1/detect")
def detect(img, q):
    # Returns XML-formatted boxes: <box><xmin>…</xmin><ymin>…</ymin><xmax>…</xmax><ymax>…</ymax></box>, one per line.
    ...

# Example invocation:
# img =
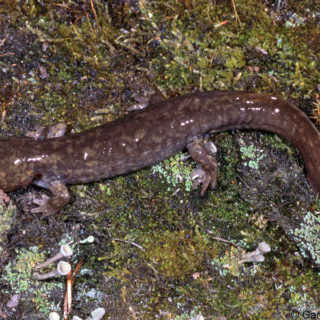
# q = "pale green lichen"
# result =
<box><xmin>239</xmin><ymin>141</ymin><xmax>265</xmax><ymax>170</ymax></box>
<box><xmin>290</xmin><ymin>211</ymin><xmax>320</xmax><ymax>265</ymax></box>
<box><xmin>4</xmin><ymin>246</ymin><xmax>63</xmax><ymax>316</ymax></box>
<box><xmin>152</xmin><ymin>152</ymin><xmax>193</xmax><ymax>193</ymax></box>
<box><xmin>211</xmin><ymin>246</ymin><xmax>247</xmax><ymax>278</ymax></box>
<box><xmin>174</xmin><ymin>308</ymin><xmax>203</xmax><ymax>320</ymax></box>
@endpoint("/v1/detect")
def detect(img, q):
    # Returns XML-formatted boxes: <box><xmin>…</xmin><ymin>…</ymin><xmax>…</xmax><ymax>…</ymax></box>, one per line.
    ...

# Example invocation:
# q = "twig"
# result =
<box><xmin>64</xmin><ymin>272</ymin><xmax>72</xmax><ymax>320</ymax></box>
<box><xmin>63</xmin><ymin>259</ymin><xmax>84</xmax><ymax>319</ymax></box>
<box><xmin>231</xmin><ymin>0</ymin><xmax>242</xmax><ymax>27</ymax></box>
<box><xmin>0</xmin><ymin>52</ymin><xmax>15</xmax><ymax>57</ymax></box>
<box><xmin>113</xmin><ymin>238</ymin><xmax>145</xmax><ymax>251</ymax></box>
<box><xmin>204</xmin><ymin>229</ymin><xmax>240</xmax><ymax>248</ymax></box>
<box><xmin>90</xmin><ymin>0</ymin><xmax>99</xmax><ymax>28</ymax></box>
<box><xmin>71</xmin><ymin>258</ymin><xmax>84</xmax><ymax>284</ymax></box>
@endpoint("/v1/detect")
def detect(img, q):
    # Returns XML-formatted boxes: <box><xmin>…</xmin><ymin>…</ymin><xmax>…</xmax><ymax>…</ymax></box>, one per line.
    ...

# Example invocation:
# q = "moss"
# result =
<box><xmin>312</xmin><ymin>98</ymin><xmax>320</xmax><ymax>128</ymax></box>
<box><xmin>143</xmin><ymin>229</ymin><xmax>215</xmax><ymax>279</ymax></box>
<box><xmin>0</xmin><ymin>200</ymin><xmax>16</xmax><ymax>255</ymax></box>
<box><xmin>142</xmin><ymin>0</ymin><xmax>319</xmax><ymax>98</ymax></box>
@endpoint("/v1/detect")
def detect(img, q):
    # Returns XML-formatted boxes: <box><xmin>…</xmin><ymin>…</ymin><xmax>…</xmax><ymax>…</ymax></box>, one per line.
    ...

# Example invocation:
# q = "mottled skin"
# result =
<box><xmin>0</xmin><ymin>91</ymin><xmax>319</xmax><ymax>216</ymax></box>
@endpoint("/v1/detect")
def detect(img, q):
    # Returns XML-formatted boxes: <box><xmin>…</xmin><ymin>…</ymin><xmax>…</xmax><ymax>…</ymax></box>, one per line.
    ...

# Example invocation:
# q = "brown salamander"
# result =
<box><xmin>0</xmin><ymin>91</ymin><xmax>319</xmax><ymax>216</ymax></box>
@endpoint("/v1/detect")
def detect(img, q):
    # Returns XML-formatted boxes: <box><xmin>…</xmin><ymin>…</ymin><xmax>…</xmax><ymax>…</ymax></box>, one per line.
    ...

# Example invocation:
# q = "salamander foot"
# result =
<box><xmin>31</xmin><ymin>179</ymin><xmax>70</xmax><ymax>217</ymax></box>
<box><xmin>187</xmin><ymin>136</ymin><xmax>218</xmax><ymax>196</ymax></box>
<box><xmin>31</xmin><ymin>194</ymin><xmax>56</xmax><ymax>217</ymax></box>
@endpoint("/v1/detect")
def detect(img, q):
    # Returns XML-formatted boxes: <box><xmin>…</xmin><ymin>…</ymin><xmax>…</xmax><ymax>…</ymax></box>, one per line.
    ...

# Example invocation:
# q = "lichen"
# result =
<box><xmin>239</xmin><ymin>140</ymin><xmax>265</xmax><ymax>170</ymax></box>
<box><xmin>290</xmin><ymin>211</ymin><xmax>320</xmax><ymax>266</ymax></box>
<box><xmin>174</xmin><ymin>308</ymin><xmax>203</xmax><ymax>320</ymax></box>
<box><xmin>3</xmin><ymin>246</ymin><xmax>63</xmax><ymax>316</ymax></box>
<box><xmin>152</xmin><ymin>152</ymin><xmax>194</xmax><ymax>193</ymax></box>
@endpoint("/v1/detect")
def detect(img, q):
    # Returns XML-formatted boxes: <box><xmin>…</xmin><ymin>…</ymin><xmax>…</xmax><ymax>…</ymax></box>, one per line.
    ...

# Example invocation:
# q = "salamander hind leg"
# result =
<box><xmin>187</xmin><ymin>137</ymin><xmax>218</xmax><ymax>197</ymax></box>
<box><xmin>31</xmin><ymin>178</ymin><xmax>70</xmax><ymax>217</ymax></box>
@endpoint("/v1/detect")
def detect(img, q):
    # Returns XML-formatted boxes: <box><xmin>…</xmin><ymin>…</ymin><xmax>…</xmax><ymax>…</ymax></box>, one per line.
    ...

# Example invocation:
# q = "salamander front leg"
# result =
<box><xmin>126</xmin><ymin>94</ymin><xmax>164</xmax><ymax>111</ymax></box>
<box><xmin>31</xmin><ymin>179</ymin><xmax>70</xmax><ymax>217</ymax></box>
<box><xmin>187</xmin><ymin>137</ymin><xmax>218</xmax><ymax>197</ymax></box>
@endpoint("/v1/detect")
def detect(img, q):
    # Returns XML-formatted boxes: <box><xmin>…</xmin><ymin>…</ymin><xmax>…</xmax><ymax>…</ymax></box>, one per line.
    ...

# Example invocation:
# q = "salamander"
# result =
<box><xmin>0</xmin><ymin>91</ymin><xmax>319</xmax><ymax>216</ymax></box>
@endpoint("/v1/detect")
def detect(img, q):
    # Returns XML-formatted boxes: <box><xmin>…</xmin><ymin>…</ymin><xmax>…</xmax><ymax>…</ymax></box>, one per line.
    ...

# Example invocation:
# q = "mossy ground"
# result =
<box><xmin>0</xmin><ymin>1</ymin><xmax>320</xmax><ymax>319</ymax></box>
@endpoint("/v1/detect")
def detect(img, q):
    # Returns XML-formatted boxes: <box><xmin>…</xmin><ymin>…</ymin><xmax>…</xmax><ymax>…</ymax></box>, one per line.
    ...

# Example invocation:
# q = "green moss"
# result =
<box><xmin>261</xmin><ymin>133</ymin><xmax>294</xmax><ymax>152</ymax></box>
<box><xmin>312</xmin><ymin>99</ymin><xmax>320</xmax><ymax>127</ymax></box>
<box><xmin>141</xmin><ymin>0</ymin><xmax>320</xmax><ymax>98</ymax></box>
<box><xmin>144</xmin><ymin>229</ymin><xmax>215</xmax><ymax>279</ymax></box>
<box><xmin>0</xmin><ymin>200</ymin><xmax>16</xmax><ymax>255</ymax></box>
